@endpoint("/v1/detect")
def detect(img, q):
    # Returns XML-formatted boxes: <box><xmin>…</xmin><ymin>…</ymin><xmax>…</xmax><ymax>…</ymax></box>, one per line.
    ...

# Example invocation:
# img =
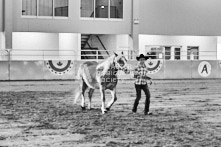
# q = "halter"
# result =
<box><xmin>113</xmin><ymin>56</ymin><xmax>127</xmax><ymax>70</ymax></box>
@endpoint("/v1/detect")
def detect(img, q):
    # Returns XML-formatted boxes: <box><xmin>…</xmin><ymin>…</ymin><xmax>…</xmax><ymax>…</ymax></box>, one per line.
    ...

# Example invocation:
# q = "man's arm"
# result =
<box><xmin>144</xmin><ymin>73</ymin><xmax>152</xmax><ymax>85</ymax></box>
<box><xmin>133</xmin><ymin>67</ymin><xmax>140</xmax><ymax>78</ymax></box>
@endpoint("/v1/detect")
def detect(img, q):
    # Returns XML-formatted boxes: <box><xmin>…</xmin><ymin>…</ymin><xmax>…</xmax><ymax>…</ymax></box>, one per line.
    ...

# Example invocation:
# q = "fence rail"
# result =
<box><xmin>0</xmin><ymin>49</ymin><xmax>220</xmax><ymax>61</ymax></box>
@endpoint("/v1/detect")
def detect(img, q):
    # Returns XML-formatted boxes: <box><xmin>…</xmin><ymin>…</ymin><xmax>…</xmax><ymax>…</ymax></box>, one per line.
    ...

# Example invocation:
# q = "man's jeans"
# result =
<box><xmin>132</xmin><ymin>84</ymin><xmax>150</xmax><ymax>114</ymax></box>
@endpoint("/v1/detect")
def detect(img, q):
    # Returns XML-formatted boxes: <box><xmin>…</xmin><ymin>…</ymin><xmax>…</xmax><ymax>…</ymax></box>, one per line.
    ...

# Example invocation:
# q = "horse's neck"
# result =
<box><xmin>96</xmin><ymin>55</ymin><xmax>115</xmax><ymax>75</ymax></box>
<box><xmin>109</xmin><ymin>64</ymin><xmax>118</xmax><ymax>73</ymax></box>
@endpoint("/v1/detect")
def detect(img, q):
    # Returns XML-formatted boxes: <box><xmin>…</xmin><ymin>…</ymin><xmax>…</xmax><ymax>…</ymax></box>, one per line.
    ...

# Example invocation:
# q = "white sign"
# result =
<box><xmin>198</xmin><ymin>61</ymin><xmax>211</xmax><ymax>77</ymax></box>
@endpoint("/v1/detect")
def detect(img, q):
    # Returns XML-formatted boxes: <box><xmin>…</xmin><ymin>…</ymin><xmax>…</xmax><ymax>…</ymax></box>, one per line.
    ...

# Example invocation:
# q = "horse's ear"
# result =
<box><xmin>114</xmin><ymin>52</ymin><xmax>118</xmax><ymax>57</ymax></box>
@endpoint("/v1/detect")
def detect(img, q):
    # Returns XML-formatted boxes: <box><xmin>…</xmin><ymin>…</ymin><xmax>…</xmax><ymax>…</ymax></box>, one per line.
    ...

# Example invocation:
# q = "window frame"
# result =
<box><xmin>21</xmin><ymin>0</ymin><xmax>69</xmax><ymax>19</ymax></box>
<box><xmin>80</xmin><ymin>0</ymin><xmax>123</xmax><ymax>21</ymax></box>
<box><xmin>174</xmin><ymin>47</ymin><xmax>181</xmax><ymax>60</ymax></box>
<box><xmin>164</xmin><ymin>46</ymin><xmax>171</xmax><ymax>60</ymax></box>
<box><xmin>187</xmin><ymin>46</ymin><xmax>199</xmax><ymax>60</ymax></box>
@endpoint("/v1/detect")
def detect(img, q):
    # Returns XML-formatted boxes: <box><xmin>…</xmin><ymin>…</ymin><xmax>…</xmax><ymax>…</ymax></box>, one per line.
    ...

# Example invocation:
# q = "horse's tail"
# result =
<box><xmin>74</xmin><ymin>65</ymin><xmax>83</xmax><ymax>104</ymax></box>
<box><xmin>74</xmin><ymin>85</ymin><xmax>81</xmax><ymax>104</ymax></box>
<box><xmin>76</xmin><ymin>64</ymin><xmax>83</xmax><ymax>80</ymax></box>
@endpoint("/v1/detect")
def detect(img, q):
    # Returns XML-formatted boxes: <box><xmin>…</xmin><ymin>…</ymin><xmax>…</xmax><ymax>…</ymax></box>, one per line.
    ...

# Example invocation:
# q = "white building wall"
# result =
<box><xmin>12</xmin><ymin>32</ymin><xmax>81</xmax><ymax>61</ymax></box>
<box><xmin>139</xmin><ymin>35</ymin><xmax>217</xmax><ymax>60</ymax></box>
<box><xmin>0</xmin><ymin>32</ymin><xmax>7</xmax><ymax>61</ymax></box>
<box><xmin>217</xmin><ymin>37</ymin><xmax>221</xmax><ymax>60</ymax></box>
<box><xmin>59</xmin><ymin>33</ymin><xmax>81</xmax><ymax>60</ymax></box>
<box><xmin>12</xmin><ymin>32</ymin><xmax>59</xmax><ymax>60</ymax></box>
<box><xmin>0</xmin><ymin>32</ymin><xmax>5</xmax><ymax>49</ymax></box>
<box><xmin>116</xmin><ymin>35</ymin><xmax>133</xmax><ymax>59</ymax></box>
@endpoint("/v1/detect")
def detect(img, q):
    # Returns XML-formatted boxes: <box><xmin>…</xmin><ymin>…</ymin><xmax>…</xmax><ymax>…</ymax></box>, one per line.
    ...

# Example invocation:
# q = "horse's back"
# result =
<box><xmin>81</xmin><ymin>61</ymin><xmax>98</xmax><ymax>78</ymax></box>
<box><xmin>82</xmin><ymin>61</ymin><xmax>98</xmax><ymax>67</ymax></box>
<box><xmin>79</xmin><ymin>61</ymin><xmax>99</xmax><ymax>88</ymax></box>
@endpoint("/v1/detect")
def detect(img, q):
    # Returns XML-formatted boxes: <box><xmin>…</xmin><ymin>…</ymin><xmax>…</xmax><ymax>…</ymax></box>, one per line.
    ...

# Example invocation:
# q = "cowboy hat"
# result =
<box><xmin>136</xmin><ymin>54</ymin><xmax>148</xmax><ymax>61</ymax></box>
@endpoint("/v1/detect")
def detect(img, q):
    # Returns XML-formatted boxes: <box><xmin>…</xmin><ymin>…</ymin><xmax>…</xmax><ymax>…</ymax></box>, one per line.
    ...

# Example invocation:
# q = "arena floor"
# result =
<box><xmin>0</xmin><ymin>79</ymin><xmax>221</xmax><ymax>147</ymax></box>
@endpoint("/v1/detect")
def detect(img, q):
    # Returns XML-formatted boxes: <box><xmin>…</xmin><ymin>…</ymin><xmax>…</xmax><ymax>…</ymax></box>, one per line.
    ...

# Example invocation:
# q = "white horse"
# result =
<box><xmin>74</xmin><ymin>52</ymin><xmax>128</xmax><ymax>114</ymax></box>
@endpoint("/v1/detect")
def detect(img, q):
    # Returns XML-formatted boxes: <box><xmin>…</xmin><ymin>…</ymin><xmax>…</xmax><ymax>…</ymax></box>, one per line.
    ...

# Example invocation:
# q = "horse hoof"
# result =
<box><xmin>101</xmin><ymin>109</ymin><xmax>108</xmax><ymax>114</ymax></box>
<box><xmin>101</xmin><ymin>107</ymin><xmax>108</xmax><ymax>114</ymax></box>
<box><xmin>81</xmin><ymin>106</ymin><xmax>86</xmax><ymax>110</ymax></box>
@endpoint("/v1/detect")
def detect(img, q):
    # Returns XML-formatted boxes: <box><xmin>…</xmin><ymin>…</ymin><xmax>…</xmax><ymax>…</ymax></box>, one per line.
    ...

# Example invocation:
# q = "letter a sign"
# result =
<box><xmin>198</xmin><ymin>61</ymin><xmax>211</xmax><ymax>77</ymax></box>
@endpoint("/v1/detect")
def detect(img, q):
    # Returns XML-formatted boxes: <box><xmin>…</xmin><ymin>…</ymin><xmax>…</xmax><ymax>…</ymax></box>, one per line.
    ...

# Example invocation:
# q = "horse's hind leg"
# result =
<box><xmin>81</xmin><ymin>80</ymin><xmax>88</xmax><ymax>110</ymax></box>
<box><xmin>88</xmin><ymin>88</ymin><xmax>94</xmax><ymax>110</ymax></box>
<box><xmin>106</xmin><ymin>87</ymin><xmax>117</xmax><ymax>111</ymax></box>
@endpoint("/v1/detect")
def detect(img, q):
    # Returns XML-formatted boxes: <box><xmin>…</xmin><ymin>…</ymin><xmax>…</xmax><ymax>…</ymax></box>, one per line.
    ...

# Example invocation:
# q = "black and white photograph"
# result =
<box><xmin>0</xmin><ymin>0</ymin><xmax>221</xmax><ymax>146</ymax></box>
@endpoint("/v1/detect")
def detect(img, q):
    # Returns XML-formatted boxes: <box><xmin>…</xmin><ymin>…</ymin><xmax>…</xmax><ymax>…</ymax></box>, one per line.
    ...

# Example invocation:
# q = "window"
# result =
<box><xmin>187</xmin><ymin>46</ymin><xmax>199</xmax><ymax>60</ymax></box>
<box><xmin>165</xmin><ymin>47</ymin><xmax>171</xmax><ymax>60</ymax></box>
<box><xmin>22</xmin><ymin>0</ymin><xmax>68</xmax><ymax>17</ymax></box>
<box><xmin>150</xmin><ymin>47</ymin><xmax>163</xmax><ymax>59</ymax></box>
<box><xmin>174</xmin><ymin>47</ymin><xmax>181</xmax><ymax>60</ymax></box>
<box><xmin>54</xmin><ymin>0</ymin><xmax>69</xmax><ymax>17</ymax></box>
<box><xmin>110</xmin><ymin>0</ymin><xmax>123</xmax><ymax>19</ymax></box>
<box><xmin>81</xmin><ymin>0</ymin><xmax>94</xmax><ymax>17</ymax></box>
<box><xmin>22</xmin><ymin>0</ymin><xmax>37</xmax><ymax>16</ymax></box>
<box><xmin>39</xmin><ymin>0</ymin><xmax>53</xmax><ymax>16</ymax></box>
<box><xmin>95</xmin><ymin>0</ymin><xmax>108</xmax><ymax>18</ymax></box>
<box><xmin>81</xmin><ymin>0</ymin><xmax>123</xmax><ymax>19</ymax></box>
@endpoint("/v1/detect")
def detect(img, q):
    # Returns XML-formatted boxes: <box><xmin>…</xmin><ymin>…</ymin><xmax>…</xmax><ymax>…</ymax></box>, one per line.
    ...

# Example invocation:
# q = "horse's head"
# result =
<box><xmin>113</xmin><ymin>52</ymin><xmax>129</xmax><ymax>73</ymax></box>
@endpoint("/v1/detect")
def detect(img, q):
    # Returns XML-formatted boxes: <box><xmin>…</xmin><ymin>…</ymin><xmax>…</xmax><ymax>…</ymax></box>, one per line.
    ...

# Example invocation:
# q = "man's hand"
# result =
<box><xmin>149</xmin><ymin>79</ymin><xmax>153</xmax><ymax>85</ymax></box>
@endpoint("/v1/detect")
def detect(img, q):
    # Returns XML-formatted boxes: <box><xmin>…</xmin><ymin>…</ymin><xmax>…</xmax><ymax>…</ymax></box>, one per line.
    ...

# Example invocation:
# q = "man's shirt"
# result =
<box><xmin>134</xmin><ymin>64</ymin><xmax>151</xmax><ymax>85</ymax></box>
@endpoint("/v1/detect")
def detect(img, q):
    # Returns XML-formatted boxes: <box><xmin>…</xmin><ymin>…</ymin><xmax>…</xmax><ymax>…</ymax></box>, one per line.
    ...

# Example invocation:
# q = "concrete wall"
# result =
<box><xmin>1</xmin><ymin>60</ymin><xmax>221</xmax><ymax>80</ymax></box>
<box><xmin>12</xmin><ymin>0</ymin><xmax>132</xmax><ymax>34</ymax></box>
<box><xmin>139</xmin><ymin>35</ymin><xmax>217</xmax><ymax>60</ymax></box>
<box><xmin>9</xmin><ymin>61</ymin><xmax>75</xmax><ymax>80</ymax></box>
<box><xmin>139</xmin><ymin>0</ymin><xmax>221</xmax><ymax>36</ymax></box>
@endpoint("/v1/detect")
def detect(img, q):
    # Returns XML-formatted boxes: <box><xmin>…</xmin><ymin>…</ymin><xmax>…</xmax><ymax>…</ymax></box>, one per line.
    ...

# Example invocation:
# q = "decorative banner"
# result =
<box><xmin>45</xmin><ymin>60</ymin><xmax>74</xmax><ymax>75</ymax></box>
<box><xmin>198</xmin><ymin>61</ymin><xmax>211</xmax><ymax>77</ymax></box>
<box><xmin>145</xmin><ymin>59</ymin><xmax>163</xmax><ymax>74</ymax></box>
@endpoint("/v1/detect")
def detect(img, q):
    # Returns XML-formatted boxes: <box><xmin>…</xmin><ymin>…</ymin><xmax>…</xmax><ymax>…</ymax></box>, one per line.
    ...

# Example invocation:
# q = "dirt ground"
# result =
<box><xmin>0</xmin><ymin>79</ymin><xmax>221</xmax><ymax>147</ymax></box>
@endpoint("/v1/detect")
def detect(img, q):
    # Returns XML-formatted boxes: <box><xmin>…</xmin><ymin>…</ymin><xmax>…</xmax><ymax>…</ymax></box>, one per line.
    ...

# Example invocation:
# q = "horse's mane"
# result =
<box><xmin>96</xmin><ymin>54</ymin><xmax>116</xmax><ymax>76</ymax></box>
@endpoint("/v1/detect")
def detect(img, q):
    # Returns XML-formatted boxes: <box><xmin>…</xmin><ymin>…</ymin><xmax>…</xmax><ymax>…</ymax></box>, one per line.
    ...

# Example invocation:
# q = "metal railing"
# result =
<box><xmin>0</xmin><ymin>49</ymin><xmax>220</xmax><ymax>61</ymax></box>
<box><xmin>0</xmin><ymin>49</ymin><xmax>138</xmax><ymax>61</ymax></box>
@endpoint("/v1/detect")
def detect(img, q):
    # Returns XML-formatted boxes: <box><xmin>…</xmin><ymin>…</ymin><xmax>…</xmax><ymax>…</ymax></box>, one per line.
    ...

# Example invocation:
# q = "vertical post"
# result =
<box><xmin>4</xmin><ymin>0</ymin><xmax>13</xmax><ymax>50</ymax></box>
<box><xmin>43</xmin><ymin>50</ymin><xmax>45</xmax><ymax>80</ymax></box>
<box><xmin>4</xmin><ymin>0</ymin><xmax>13</xmax><ymax>80</ymax></box>
<box><xmin>171</xmin><ymin>47</ymin><xmax>175</xmax><ymax>60</ymax></box>
<box><xmin>132</xmin><ymin>0</ymin><xmax>140</xmax><ymax>54</ymax></box>
<box><xmin>96</xmin><ymin>50</ymin><xmax>98</xmax><ymax>62</ymax></box>
<box><xmin>8</xmin><ymin>49</ymin><xmax>10</xmax><ymax>80</ymax></box>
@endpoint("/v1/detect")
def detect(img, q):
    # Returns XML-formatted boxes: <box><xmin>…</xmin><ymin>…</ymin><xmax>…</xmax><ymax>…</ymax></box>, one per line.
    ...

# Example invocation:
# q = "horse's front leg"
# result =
<box><xmin>106</xmin><ymin>87</ymin><xmax>117</xmax><ymax>111</ymax></box>
<box><xmin>100</xmin><ymin>88</ymin><xmax>107</xmax><ymax>114</ymax></box>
